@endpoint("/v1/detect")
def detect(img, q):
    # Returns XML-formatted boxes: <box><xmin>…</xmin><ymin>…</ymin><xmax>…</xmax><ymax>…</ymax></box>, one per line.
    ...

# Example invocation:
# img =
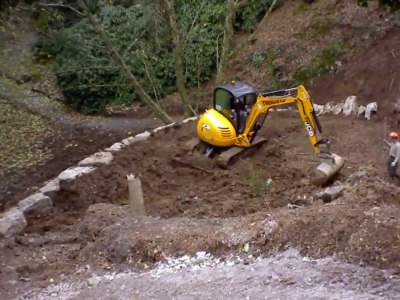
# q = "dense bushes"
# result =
<box><xmin>47</xmin><ymin>0</ymin><xmax>273</xmax><ymax>114</ymax></box>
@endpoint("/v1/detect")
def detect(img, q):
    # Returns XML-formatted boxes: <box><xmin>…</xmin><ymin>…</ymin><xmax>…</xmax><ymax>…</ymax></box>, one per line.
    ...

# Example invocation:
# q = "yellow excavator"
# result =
<box><xmin>196</xmin><ymin>80</ymin><xmax>344</xmax><ymax>185</ymax></box>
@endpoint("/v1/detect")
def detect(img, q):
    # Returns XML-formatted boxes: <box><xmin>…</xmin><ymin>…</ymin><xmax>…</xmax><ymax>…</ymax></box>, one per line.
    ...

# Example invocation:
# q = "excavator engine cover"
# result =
<box><xmin>197</xmin><ymin>108</ymin><xmax>237</xmax><ymax>147</ymax></box>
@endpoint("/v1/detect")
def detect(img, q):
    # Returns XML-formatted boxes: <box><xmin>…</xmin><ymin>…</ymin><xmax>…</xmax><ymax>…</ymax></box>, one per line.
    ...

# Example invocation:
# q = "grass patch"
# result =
<box><xmin>245</xmin><ymin>162</ymin><xmax>274</xmax><ymax>202</ymax></box>
<box><xmin>311</xmin><ymin>18</ymin><xmax>335</xmax><ymax>36</ymax></box>
<box><xmin>295</xmin><ymin>3</ymin><xmax>310</xmax><ymax>14</ymax></box>
<box><xmin>289</xmin><ymin>40</ymin><xmax>348</xmax><ymax>85</ymax></box>
<box><xmin>0</xmin><ymin>101</ymin><xmax>54</xmax><ymax>174</ymax></box>
<box><xmin>251</xmin><ymin>52</ymin><xmax>266</xmax><ymax>69</ymax></box>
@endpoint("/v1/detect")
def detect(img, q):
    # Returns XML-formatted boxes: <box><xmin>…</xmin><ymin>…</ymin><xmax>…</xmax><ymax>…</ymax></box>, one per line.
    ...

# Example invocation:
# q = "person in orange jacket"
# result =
<box><xmin>384</xmin><ymin>132</ymin><xmax>400</xmax><ymax>179</ymax></box>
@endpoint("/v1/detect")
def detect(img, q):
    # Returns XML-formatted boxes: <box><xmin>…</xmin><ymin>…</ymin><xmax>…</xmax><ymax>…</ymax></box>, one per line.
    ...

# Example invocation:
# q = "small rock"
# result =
<box><xmin>316</xmin><ymin>186</ymin><xmax>344</xmax><ymax>203</ymax></box>
<box><xmin>88</xmin><ymin>276</ymin><xmax>101</xmax><ymax>287</ymax></box>
<box><xmin>356</xmin><ymin>170</ymin><xmax>367</xmax><ymax>177</ymax></box>
<box><xmin>366</xmin><ymin>188</ymin><xmax>378</xmax><ymax>201</ymax></box>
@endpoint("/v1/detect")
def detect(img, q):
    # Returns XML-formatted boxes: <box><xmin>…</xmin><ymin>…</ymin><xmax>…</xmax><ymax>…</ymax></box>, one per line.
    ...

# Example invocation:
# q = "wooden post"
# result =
<box><xmin>127</xmin><ymin>174</ymin><xmax>146</xmax><ymax>216</ymax></box>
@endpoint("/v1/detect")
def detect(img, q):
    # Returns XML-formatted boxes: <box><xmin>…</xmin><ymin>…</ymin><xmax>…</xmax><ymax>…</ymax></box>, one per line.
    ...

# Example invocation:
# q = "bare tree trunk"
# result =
<box><xmin>216</xmin><ymin>0</ymin><xmax>250</xmax><ymax>85</ymax></box>
<box><xmin>248</xmin><ymin>0</ymin><xmax>278</xmax><ymax>44</ymax></box>
<box><xmin>78</xmin><ymin>0</ymin><xmax>174</xmax><ymax>124</ymax></box>
<box><xmin>165</xmin><ymin>0</ymin><xmax>196</xmax><ymax>117</ymax></box>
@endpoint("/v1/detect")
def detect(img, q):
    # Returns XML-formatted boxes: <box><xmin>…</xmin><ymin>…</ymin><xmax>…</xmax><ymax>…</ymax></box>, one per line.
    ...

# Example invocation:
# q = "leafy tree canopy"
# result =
<box><xmin>45</xmin><ymin>0</ymin><xmax>272</xmax><ymax>114</ymax></box>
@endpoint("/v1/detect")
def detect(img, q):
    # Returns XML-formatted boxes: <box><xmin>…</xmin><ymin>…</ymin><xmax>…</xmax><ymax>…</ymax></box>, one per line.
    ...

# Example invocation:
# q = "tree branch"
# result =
<box><xmin>39</xmin><ymin>3</ymin><xmax>85</xmax><ymax>16</ymax></box>
<box><xmin>235</xmin><ymin>0</ymin><xmax>251</xmax><ymax>9</ymax></box>
<box><xmin>183</xmin><ymin>0</ymin><xmax>207</xmax><ymax>48</ymax></box>
<box><xmin>248</xmin><ymin>0</ymin><xmax>278</xmax><ymax>43</ymax></box>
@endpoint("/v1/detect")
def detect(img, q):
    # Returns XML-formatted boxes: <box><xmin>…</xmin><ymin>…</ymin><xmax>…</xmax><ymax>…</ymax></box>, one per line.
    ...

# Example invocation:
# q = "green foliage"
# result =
<box><xmin>236</xmin><ymin>0</ymin><xmax>277</xmax><ymax>32</ymax></box>
<box><xmin>176</xmin><ymin>0</ymin><xmax>225</xmax><ymax>85</ymax></box>
<box><xmin>48</xmin><ymin>1</ymin><xmax>227</xmax><ymax>114</ymax></box>
<box><xmin>295</xmin><ymin>3</ymin><xmax>310</xmax><ymax>14</ymax></box>
<box><xmin>246</xmin><ymin>163</ymin><xmax>274</xmax><ymax>197</ymax></box>
<box><xmin>251</xmin><ymin>52</ymin><xmax>265</xmax><ymax>68</ymax></box>
<box><xmin>290</xmin><ymin>40</ymin><xmax>348</xmax><ymax>86</ymax></box>
<box><xmin>310</xmin><ymin>18</ymin><xmax>334</xmax><ymax>35</ymax></box>
<box><xmin>45</xmin><ymin>0</ymin><xmax>276</xmax><ymax>113</ymax></box>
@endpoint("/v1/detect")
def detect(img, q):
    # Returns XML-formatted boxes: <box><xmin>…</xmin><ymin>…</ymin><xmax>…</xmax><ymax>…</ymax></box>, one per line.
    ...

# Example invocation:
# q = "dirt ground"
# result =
<box><xmin>2</xmin><ymin>113</ymin><xmax>400</xmax><ymax>299</ymax></box>
<box><xmin>1</xmin><ymin>1</ymin><xmax>400</xmax><ymax>299</ymax></box>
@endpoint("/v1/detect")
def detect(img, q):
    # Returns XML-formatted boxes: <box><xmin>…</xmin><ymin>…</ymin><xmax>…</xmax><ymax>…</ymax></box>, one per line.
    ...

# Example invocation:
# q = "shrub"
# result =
<box><xmin>47</xmin><ymin>0</ymin><xmax>272</xmax><ymax>114</ymax></box>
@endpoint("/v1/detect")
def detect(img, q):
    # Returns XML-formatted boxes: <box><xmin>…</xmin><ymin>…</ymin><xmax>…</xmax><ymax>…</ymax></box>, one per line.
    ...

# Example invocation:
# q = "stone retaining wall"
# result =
<box><xmin>0</xmin><ymin>117</ymin><xmax>197</xmax><ymax>238</ymax></box>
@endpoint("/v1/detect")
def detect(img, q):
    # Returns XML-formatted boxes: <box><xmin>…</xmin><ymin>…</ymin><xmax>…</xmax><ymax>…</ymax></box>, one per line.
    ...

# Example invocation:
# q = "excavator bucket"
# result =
<box><xmin>311</xmin><ymin>153</ymin><xmax>345</xmax><ymax>186</ymax></box>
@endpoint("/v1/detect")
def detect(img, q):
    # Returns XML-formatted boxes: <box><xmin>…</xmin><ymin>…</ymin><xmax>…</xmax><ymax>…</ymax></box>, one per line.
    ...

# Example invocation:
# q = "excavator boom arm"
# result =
<box><xmin>237</xmin><ymin>85</ymin><xmax>321</xmax><ymax>153</ymax></box>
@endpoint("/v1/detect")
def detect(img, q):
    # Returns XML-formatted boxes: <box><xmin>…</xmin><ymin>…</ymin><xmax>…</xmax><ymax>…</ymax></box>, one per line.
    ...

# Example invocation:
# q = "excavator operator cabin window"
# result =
<box><xmin>214</xmin><ymin>88</ymin><xmax>233</xmax><ymax>118</ymax></box>
<box><xmin>245</xmin><ymin>93</ymin><xmax>257</xmax><ymax>107</ymax></box>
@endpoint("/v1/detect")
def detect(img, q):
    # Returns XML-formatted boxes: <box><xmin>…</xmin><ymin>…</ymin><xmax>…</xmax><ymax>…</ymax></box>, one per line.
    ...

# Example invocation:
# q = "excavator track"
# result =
<box><xmin>217</xmin><ymin>137</ymin><xmax>267</xmax><ymax>168</ymax></box>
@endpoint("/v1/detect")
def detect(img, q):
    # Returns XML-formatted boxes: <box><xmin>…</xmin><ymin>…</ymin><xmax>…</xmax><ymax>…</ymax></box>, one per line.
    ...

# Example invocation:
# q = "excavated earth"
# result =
<box><xmin>1</xmin><ymin>113</ymin><xmax>400</xmax><ymax>299</ymax></box>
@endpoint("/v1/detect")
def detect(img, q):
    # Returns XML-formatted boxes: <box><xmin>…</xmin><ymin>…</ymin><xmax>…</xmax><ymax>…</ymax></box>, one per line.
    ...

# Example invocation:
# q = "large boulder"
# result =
<box><xmin>105</xmin><ymin>142</ymin><xmax>124</xmax><ymax>152</ymax></box>
<box><xmin>39</xmin><ymin>178</ymin><xmax>60</xmax><ymax>198</ymax></box>
<box><xmin>343</xmin><ymin>96</ymin><xmax>358</xmax><ymax>116</ymax></box>
<box><xmin>0</xmin><ymin>208</ymin><xmax>27</xmax><ymax>238</ymax></box>
<box><xmin>78</xmin><ymin>151</ymin><xmax>113</xmax><ymax>167</ymax></box>
<box><xmin>58</xmin><ymin>166</ymin><xmax>96</xmax><ymax>189</ymax></box>
<box><xmin>331</xmin><ymin>103</ymin><xmax>344</xmax><ymax>115</ymax></box>
<box><xmin>365</xmin><ymin>102</ymin><xmax>378</xmax><ymax>120</ymax></box>
<box><xmin>18</xmin><ymin>193</ymin><xmax>53</xmax><ymax>214</ymax></box>
<box><xmin>357</xmin><ymin>105</ymin><xmax>366</xmax><ymax>117</ymax></box>
<box><xmin>313</xmin><ymin>104</ymin><xmax>324</xmax><ymax>116</ymax></box>
<box><xmin>122</xmin><ymin>131</ymin><xmax>151</xmax><ymax>145</ymax></box>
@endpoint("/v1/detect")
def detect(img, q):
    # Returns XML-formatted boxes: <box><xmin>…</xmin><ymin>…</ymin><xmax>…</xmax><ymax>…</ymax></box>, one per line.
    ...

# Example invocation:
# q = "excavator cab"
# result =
<box><xmin>213</xmin><ymin>81</ymin><xmax>257</xmax><ymax>133</ymax></box>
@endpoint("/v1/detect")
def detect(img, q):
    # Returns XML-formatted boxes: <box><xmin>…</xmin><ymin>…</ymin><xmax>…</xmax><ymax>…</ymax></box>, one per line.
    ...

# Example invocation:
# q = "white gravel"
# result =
<box><xmin>19</xmin><ymin>249</ymin><xmax>400</xmax><ymax>300</ymax></box>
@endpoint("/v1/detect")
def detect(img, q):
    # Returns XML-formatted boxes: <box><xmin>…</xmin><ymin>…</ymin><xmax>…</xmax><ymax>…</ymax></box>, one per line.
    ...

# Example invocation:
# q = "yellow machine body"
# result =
<box><xmin>195</xmin><ymin>81</ymin><xmax>344</xmax><ymax>184</ymax></box>
<box><xmin>196</xmin><ymin>83</ymin><xmax>321</xmax><ymax>153</ymax></box>
<box><xmin>197</xmin><ymin>108</ymin><xmax>237</xmax><ymax>147</ymax></box>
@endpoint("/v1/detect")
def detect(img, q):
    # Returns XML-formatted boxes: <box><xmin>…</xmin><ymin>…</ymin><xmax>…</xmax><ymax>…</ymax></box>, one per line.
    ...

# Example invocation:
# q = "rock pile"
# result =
<box><xmin>313</xmin><ymin>96</ymin><xmax>378</xmax><ymax>120</ymax></box>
